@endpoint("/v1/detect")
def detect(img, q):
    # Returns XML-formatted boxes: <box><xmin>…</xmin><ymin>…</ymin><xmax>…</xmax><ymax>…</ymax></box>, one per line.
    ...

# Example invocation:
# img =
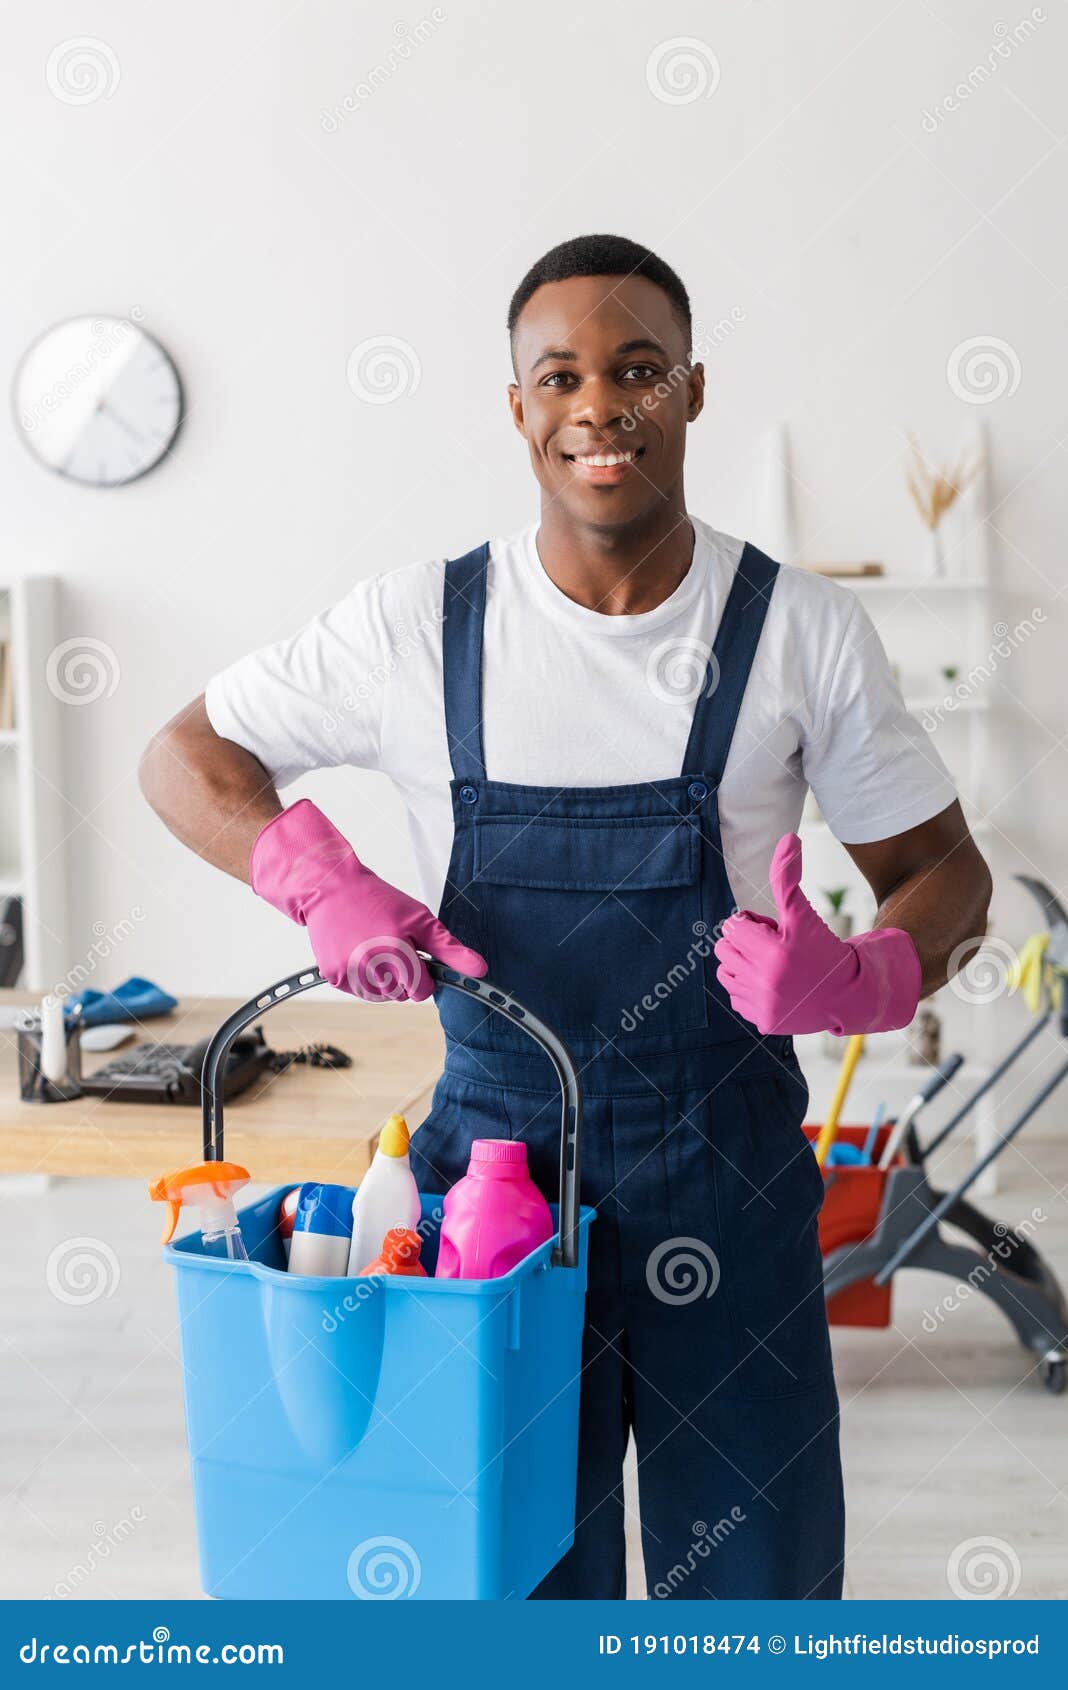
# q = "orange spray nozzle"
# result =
<box><xmin>148</xmin><ymin>1160</ymin><xmax>251</xmax><ymax>1243</ymax></box>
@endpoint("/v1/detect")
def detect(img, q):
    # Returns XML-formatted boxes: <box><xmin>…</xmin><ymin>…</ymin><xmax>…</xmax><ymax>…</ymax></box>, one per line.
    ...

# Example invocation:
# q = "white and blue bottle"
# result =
<box><xmin>287</xmin><ymin>1182</ymin><xmax>356</xmax><ymax>1277</ymax></box>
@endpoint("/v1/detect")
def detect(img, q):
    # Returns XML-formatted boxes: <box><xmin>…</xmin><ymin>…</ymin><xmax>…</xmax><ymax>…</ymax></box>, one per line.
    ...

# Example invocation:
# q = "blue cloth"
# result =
<box><xmin>826</xmin><ymin>1142</ymin><xmax>865</xmax><ymax>1166</ymax></box>
<box><xmin>67</xmin><ymin>975</ymin><xmax>178</xmax><ymax>1028</ymax></box>
<box><xmin>410</xmin><ymin>539</ymin><xmax>845</xmax><ymax>1600</ymax></box>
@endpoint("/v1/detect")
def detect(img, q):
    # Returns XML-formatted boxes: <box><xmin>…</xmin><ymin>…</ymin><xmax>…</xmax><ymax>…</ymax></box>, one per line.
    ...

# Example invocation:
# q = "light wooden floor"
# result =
<box><xmin>3</xmin><ymin>1130</ymin><xmax>1066</xmax><ymax>1601</ymax></box>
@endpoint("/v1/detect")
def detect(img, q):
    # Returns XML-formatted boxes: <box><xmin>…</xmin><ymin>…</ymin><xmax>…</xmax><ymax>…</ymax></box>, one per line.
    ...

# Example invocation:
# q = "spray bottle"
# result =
<box><xmin>149</xmin><ymin>1161</ymin><xmax>252</xmax><ymax>1262</ymax></box>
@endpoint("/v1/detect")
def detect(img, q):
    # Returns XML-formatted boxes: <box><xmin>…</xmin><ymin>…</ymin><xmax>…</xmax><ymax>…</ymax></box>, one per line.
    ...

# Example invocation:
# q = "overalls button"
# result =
<box><xmin>687</xmin><ymin>779</ymin><xmax>709</xmax><ymax>804</ymax></box>
<box><xmin>459</xmin><ymin>784</ymin><xmax>479</xmax><ymax>805</ymax></box>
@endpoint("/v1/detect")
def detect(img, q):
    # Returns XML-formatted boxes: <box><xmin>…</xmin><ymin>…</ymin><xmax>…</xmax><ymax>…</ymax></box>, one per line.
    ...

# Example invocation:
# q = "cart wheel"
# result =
<box><xmin>1041</xmin><ymin>1358</ymin><xmax>1066</xmax><ymax>1395</ymax></box>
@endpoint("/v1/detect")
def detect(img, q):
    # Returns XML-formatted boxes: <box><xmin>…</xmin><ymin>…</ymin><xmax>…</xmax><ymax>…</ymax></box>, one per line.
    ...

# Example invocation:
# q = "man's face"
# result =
<box><xmin>508</xmin><ymin>273</ymin><xmax>703</xmax><ymax>531</ymax></box>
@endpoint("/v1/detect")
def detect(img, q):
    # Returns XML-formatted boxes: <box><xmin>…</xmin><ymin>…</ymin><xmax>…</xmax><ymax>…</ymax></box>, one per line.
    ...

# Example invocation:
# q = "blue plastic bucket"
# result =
<box><xmin>163</xmin><ymin>963</ymin><xmax>593</xmax><ymax>1600</ymax></box>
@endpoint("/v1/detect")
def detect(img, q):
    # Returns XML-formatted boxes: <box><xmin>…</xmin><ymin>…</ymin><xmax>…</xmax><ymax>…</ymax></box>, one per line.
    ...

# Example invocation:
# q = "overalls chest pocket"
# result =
<box><xmin>470</xmin><ymin>805</ymin><xmax>711</xmax><ymax>1041</ymax></box>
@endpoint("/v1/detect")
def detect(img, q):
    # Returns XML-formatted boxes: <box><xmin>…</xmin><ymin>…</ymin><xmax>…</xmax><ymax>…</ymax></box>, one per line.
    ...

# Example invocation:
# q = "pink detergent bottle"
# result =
<box><xmin>435</xmin><ymin>1139</ymin><xmax>554</xmax><ymax>1279</ymax></box>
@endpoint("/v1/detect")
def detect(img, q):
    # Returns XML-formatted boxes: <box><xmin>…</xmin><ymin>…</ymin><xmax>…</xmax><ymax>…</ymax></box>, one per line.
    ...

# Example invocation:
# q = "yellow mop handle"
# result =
<box><xmin>1008</xmin><ymin>931</ymin><xmax>1050</xmax><ymax>1015</ymax></box>
<box><xmin>814</xmin><ymin>1034</ymin><xmax>865</xmax><ymax>1167</ymax></box>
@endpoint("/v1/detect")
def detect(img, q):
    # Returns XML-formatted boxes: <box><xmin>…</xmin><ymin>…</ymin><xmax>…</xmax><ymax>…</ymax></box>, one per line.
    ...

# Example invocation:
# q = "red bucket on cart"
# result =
<box><xmin>803</xmin><ymin>1122</ymin><xmax>903</xmax><ymax>1328</ymax></box>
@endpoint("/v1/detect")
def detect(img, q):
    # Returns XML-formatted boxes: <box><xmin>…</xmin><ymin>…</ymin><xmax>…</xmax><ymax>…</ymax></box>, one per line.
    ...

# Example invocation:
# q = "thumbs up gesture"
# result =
<box><xmin>713</xmin><ymin>834</ymin><xmax>922</xmax><ymax>1036</ymax></box>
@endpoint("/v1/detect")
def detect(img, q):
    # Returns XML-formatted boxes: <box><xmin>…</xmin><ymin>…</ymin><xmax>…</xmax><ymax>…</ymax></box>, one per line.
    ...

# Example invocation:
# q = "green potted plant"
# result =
<box><xmin>822</xmin><ymin>887</ymin><xmax>852</xmax><ymax>941</ymax></box>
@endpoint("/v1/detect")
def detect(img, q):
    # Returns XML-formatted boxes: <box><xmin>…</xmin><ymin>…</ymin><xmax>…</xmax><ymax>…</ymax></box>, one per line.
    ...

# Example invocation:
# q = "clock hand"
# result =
<box><xmin>94</xmin><ymin>400</ymin><xmax>149</xmax><ymax>446</ymax></box>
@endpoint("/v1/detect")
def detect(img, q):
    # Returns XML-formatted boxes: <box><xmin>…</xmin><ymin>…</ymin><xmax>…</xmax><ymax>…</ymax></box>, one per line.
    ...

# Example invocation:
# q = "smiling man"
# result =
<box><xmin>141</xmin><ymin>234</ymin><xmax>991</xmax><ymax>1601</ymax></box>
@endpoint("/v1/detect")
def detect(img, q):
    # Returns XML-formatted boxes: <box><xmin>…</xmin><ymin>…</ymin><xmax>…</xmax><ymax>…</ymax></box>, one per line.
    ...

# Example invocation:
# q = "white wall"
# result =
<box><xmin>3</xmin><ymin>0</ymin><xmax>1066</xmax><ymax>998</ymax></box>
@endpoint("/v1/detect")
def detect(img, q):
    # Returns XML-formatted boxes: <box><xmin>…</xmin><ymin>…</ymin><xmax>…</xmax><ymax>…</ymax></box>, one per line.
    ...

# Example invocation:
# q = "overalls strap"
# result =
<box><xmin>683</xmin><ymin>541</ymin><xmax>780</xmax><ymax>782</ymax></box>
<box><xmin>442</xmin><ymin>542</ymin><xmax>491</xmax><ymax>783</ymax></box>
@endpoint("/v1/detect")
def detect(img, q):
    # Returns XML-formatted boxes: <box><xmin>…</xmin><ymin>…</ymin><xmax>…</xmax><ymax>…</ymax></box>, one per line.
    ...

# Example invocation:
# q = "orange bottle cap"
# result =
<box><xmin>359</xmin><ymin>1226</ymin><xmax>426</xmax><ymax>1276</ymax></box>
<box><xmin>381</xmin><ymin>1227</ymin><xmax>422</xmax><ymax>1266</ymax></box>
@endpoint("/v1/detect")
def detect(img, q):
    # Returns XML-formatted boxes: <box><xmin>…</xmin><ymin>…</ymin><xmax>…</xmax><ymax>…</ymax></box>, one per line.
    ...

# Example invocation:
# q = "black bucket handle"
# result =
<box><xmin>200</xmin><ymin>961</ymin><xmax>584</xmax><ymax>1269</ymax></box>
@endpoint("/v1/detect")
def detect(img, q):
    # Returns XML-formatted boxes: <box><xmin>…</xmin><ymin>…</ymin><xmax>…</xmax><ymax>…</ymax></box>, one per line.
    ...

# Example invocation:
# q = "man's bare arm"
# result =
<box><xmin>846</xmin><ymin>801</ymin><xmax>993</xmax><ymax>997</ymax></box>
<box><xmin>138</xmin><ymin>694</ymin><xmax>282</xmax><ymax>882</ymax></box>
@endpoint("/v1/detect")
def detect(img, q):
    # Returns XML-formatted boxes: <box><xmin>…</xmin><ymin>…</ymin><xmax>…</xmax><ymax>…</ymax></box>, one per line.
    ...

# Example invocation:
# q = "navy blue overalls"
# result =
<box><xmin>409</xmin><ymin>538</ymin><xmax>846</xmax><ymax>1600</ymax></box>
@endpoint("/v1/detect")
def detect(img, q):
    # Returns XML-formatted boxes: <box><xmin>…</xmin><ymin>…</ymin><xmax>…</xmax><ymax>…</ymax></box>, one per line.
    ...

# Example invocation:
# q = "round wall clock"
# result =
<box><xmin>13</xmin><ymin>315</ymin><xmax>183</xmax><ymax>486</ymax></box>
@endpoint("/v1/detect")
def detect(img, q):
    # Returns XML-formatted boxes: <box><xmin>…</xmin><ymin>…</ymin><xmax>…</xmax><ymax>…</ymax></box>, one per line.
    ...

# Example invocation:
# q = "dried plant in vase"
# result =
<box><xmin>905</xmin><ymin>436</ymin><xmax>981</xmax><ymax>578</ymax></box>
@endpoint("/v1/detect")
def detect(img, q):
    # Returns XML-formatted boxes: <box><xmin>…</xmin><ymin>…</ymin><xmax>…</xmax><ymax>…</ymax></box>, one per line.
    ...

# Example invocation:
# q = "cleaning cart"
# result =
<box><xmin>806</xmin><ymin>874</ymin><xmax>1068</xmax><ymax>1394</ymax></box>
<box><xmin>163</xmin><ymin>962</ymin><xmax>594</xmax><ymax>1600</ymax></box>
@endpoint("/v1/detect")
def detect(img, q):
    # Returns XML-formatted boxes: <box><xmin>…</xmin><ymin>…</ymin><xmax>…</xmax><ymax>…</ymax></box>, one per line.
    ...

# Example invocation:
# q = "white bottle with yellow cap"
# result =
<box><xmin>347</xmin><ymin>1113</ymin><xmax>422</xmax><ymax>1275</ymax></box>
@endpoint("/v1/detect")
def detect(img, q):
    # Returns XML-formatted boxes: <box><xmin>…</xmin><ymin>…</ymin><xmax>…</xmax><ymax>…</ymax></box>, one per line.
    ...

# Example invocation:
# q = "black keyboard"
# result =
<box><xmin>78</xmin><ymin>1031</ymin><xmax>272</xmax><ymax>1105</ymax></box>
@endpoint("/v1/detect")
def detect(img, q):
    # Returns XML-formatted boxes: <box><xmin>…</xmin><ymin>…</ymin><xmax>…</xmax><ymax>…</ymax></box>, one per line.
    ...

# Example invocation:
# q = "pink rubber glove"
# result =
<box><xmin>250</xmin><ymin>799</ymin><xmax>487</xmax><ymax>1001</ymax></box>
<box><xmin>714</xmin><ymin>833</ymin><xmax>922</xmax><ymax>1036</ymax></box>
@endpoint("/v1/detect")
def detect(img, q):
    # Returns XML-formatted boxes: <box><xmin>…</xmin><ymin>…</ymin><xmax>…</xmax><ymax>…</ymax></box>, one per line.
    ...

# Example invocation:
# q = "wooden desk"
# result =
<box><xmin>0</xmin><ymin>990</ymin><xmax>445</xmax><ymax>1183</ymax></box>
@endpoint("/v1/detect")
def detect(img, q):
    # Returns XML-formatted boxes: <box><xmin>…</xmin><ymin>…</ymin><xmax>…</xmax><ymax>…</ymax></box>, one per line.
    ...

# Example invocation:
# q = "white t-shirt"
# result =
<box><xmin>205</xmin><ymin>518</ymin><xmax>956</xmax><ymax>916</ymax></box>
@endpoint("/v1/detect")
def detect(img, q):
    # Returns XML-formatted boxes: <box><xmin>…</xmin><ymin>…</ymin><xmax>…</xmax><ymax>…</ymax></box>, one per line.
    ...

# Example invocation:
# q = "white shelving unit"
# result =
<box><xmin>801</xmin><ymin>560</ymin><xmax>996</xmax><ymax>905</ymax></box>
<box><xmin>0</xmin><ymin>577</ymin><xmax>69</xmax><ymax>990</ymax></box>
<box><xmin>832</xmin><ymin>573</ymin><xmax>997</xmax><ymax>870</ymax></box>
<box><xmin>752</xmin><ymin>423</ymin><xmax>1004</xmax><ymax>1189</ymax></box>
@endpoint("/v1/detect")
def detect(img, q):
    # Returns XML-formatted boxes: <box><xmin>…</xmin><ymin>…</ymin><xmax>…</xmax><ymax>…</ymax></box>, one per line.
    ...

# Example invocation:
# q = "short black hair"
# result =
<box><xmin>507</xmin><ymin>234</ymin><xmax>692</xmax><ymax>356</ymax></box>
